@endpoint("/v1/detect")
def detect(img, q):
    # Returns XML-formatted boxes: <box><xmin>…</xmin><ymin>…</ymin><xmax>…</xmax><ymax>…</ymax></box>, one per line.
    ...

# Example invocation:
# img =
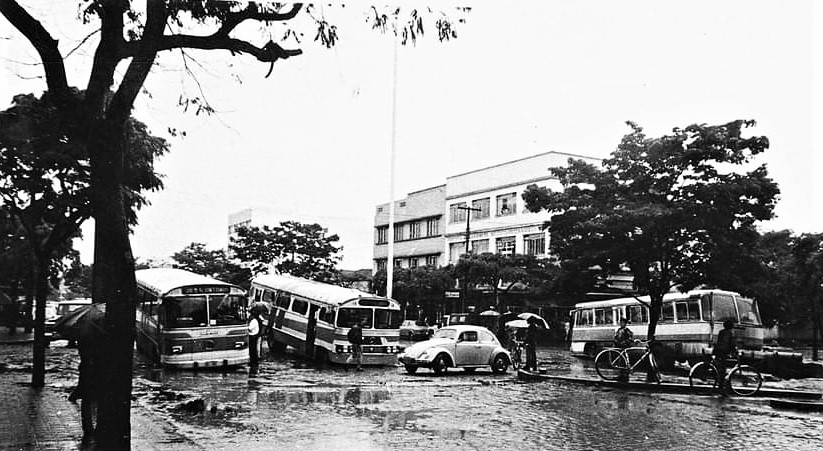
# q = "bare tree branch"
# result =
<box><xmin>215</xmin><ymin>3</ymin><xmax>302</xmax><ymax>37</ymax></box>
<box><xmin>0</xmin><ymin>0</ymin><xmax>69</xmax><ymax>99</ymax></box>
<box><xmin>65</xmin><ymin>28</ymin><xmax>101</xmax><ymax>59</ymax></box>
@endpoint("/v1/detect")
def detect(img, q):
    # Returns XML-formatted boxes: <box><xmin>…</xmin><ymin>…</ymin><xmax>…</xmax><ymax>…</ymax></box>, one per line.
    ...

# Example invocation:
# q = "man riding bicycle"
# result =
<box><xmin>713</xmin><ymin>319</ymin><xmax>737</xmax><ymax>389</ymax></box>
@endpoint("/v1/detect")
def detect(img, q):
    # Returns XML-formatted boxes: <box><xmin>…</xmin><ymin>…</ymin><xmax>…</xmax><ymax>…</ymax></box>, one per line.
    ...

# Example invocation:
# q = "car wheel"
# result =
<box><xmin>432</xmin><ymin>354</ymin><xmax>449</xmax><ymax>375</ymax></box>
<box><xmin>491</xmin><ymin>354</ymin><xmax>508</xmax><ymax>375</ymax></box>
<box><xmin>404</xmin><ymin>365</ymin><xmax>418</xmax><ymax>375</ymax></box>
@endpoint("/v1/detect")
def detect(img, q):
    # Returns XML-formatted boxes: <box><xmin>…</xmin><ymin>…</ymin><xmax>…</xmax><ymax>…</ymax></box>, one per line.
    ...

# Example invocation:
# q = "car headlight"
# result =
<box><xmin>418</xmin><ymin>350</ymin><xmax>431</xmax><ymax>360</ymax></box>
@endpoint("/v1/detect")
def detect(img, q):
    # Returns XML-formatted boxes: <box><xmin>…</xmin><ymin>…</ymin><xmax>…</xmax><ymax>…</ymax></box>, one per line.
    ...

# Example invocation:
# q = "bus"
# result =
<box><xmin>569</xmin><ymin>289</ymin><xmax>764</xmax><ymax>366</ymax></box>
<box><xmin>249</xmin><ymin>274</ymin><xmax>403</xmax><ymax>365</ymax></box>
<box><xmin>135</xmin><ymin>268</ymin><xmax>249</xmax><ymax>369</ymax></box>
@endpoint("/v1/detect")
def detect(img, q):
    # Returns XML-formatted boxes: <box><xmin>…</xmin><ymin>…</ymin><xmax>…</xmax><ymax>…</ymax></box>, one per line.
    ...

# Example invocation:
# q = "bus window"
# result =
<box><xmin>254</xmin><ymin>288</ymin><xmax>262</xmax><ymax>303</ymax></box>
<box><xmin>660</xmin><ymin>302</ymin><xmax>674</xmax><ymax>323</ymax></box>
<box><xmin>713</xmin><ymin>294</ymin><xmax>737</xmax><ymax>323</ymax></box>
<box><xmin>321</xmin><ymin>308</ymin><xmax>335</xmax><ymax>324</ymax></box>
<box><xmin>627</xmin><ymin>305</ymin><xmax>647</xmax><ymax>324</ymax></box>
<box><xmin>374</xmin><ymin>309</ymin><xmax>403</xmax><ymax>329</ymax></box>
<box><xmin>594</xmin><ymin>308</ymin><xmax>605</xmax><ymax>325</ymax></box>
<box><xmin>577</xmin><ymin>309</ymin><xmax>592</xmax><ymax>326</ymax></box>
<box><xmin>291</xmin><ymin>298</ymin><xmax>309</xmax><ymax>315</ymax></box>
<box><xmin>262</xmin><ymin>290</ymin><xmax>275</xmax><ymax>304</ymax></box>
<box><xmin>337</xmin><ymin>308</ymin><xmax>373</xmax><ymax>328</ymax></box>
<box><xmin>604</xmin><ymin>308</ymin><xmax>614</xmax><ymax>325</ymax></box>
<box><xmin>163</xmin><ymin>296</ymin><xmax>207</xmax><ymax>328</ymax></box>
<box><xmin>276</xmin><ymin>292</ymin><xmax>291</xmax><ymax>309</ymax></box>
<box><xmin>736</xmin><ymin>297</ymin><xmax>762</xmax><ymax>325</ymax></box>
<box><xmin>209</xmin><ymin>295</ymin><xmax>246</xmax><ymax>326</ymax></box>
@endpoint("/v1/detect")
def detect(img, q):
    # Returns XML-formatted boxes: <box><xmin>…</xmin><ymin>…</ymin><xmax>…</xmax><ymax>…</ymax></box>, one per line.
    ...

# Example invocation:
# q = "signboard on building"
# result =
<box><xmin>444</xmin><ymin>290</ymin><xmax>461</xmax><ymax>298</ymax></box>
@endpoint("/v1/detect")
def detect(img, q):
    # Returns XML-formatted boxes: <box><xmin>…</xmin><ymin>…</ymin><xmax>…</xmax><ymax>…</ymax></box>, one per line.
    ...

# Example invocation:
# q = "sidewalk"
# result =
<box><xmin>0</xmin><ymin>329</ymin><xmax>202</xmax><ymax>450</ymax></box>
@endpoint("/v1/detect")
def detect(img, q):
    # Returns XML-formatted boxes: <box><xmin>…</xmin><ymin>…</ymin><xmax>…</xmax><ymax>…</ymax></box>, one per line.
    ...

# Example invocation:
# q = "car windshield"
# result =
<box><xmin>337</xmin><ymin>308</ymin><xmax>373</xmax><ymax>328</ymax></box>
<box><xmin>432</xmin><ymin>328</ymin><xmax>457</xmax><ymax>340</ymax></box>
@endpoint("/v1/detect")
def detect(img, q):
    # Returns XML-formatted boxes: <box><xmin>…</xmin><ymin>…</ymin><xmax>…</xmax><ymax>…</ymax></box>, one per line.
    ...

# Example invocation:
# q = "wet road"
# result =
<box><xmin>131</xmin><ymin>343</ymin><xmax>823</xmax><ymax>451</ymax></box>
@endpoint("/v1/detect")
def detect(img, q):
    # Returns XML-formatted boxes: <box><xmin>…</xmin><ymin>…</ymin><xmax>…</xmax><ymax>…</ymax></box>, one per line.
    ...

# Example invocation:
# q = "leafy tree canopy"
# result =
<box><xmin>229</xmin><ymin>220</ymin><xmax>341</xmax><ymax>282</ymax></box>
<box><xmin>523</xmin><ymin>120</ymin><xmax>779</xmax><ymax>339</ymax></box>
<box><xmin>171</xmin><ymin>242</ymin><xmax>251</xmax><ymax>288</ymax></box>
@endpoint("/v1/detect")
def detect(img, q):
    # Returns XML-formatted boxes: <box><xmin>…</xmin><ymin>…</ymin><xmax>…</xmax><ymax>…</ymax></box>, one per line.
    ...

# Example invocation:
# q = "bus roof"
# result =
<box><xmin>252</xmin><ymin>273</ymin><xmax>396</xmax><ymax>308</ymax></box>
<box><xmin>135</xmin><ymin>268</ymin><xmax>241</xmax><ymax>297</ymax></box>
<box><xmin>573</xmin><ymin>289</ymin><xmax>743</xmax><ymax>309</ymax></box>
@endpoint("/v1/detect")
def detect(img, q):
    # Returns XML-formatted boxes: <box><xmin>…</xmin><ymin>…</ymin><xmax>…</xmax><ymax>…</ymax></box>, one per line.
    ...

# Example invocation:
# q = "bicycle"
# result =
<box><xmin>594</xmin><ymin>340</ymin><xmax>661</xmax><ymax>384</ymax></box>
<box><xmin>509</xmin><ymin>339</ymin><xmax>524</xmax><ymax>370</ymax></box>
<box><xmin>688</xmin><ymin>352</ymin><xmax>762</xmax><ymax>396</ymax></box>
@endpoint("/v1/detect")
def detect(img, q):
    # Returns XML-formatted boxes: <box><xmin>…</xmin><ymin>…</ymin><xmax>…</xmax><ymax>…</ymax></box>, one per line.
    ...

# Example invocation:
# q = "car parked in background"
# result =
<box><xmin>400</xmin><ymin>319</ymin><xmax>433</xmax><ymax>341</ymax></box>
<box><xmin>398</xmin><ymin>325</ymin><xmax>511</xmax><ymax>375</ymax></box>
<box><xmin>46</xmin><ymin>298</ymin><xmax>92</xmax><ymax>345</ymax></box>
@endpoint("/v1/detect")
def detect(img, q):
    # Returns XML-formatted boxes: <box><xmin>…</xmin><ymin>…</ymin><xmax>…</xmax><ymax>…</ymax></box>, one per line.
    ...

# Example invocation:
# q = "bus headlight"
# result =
<box><xmin>171</xmin><ymin>345</ymin><xmax>183</xmax><ymax>354</ymax></box>
<box><xmin>235</xmin><ymin>341</ymin><xmax>246</xmax><ymax>349</ymax></box>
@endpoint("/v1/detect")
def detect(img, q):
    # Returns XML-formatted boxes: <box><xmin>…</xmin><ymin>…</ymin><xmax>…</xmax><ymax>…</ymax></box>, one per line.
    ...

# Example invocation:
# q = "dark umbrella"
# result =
<box><xmin>53</xmin><ymin>303</ymin><xmax>106</xmax><ymax>341</ymax></box>
<box><xmin>249</xmin><ymin>301</ymin><xmax>269</xmax><ymax>316</ymax></box>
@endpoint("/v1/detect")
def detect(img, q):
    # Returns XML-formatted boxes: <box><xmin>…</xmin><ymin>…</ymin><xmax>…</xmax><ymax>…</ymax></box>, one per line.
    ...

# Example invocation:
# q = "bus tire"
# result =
<box><xmin>651</xmin><ymin>344</ymin><xmax>674</xmax><ymax>370</ymax></box>
<box><xmin>314</xmin><ymin>346</ymin><xmax>328</xmax><ymax>363</ymax></box>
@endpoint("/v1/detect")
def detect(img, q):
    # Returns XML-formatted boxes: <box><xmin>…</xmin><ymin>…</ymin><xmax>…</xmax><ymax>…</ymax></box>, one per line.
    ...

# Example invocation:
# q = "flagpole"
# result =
<box><xmin>386</xmin><ymin>20</ymin><xmax>400</xmax><ymax>300</ymax></box>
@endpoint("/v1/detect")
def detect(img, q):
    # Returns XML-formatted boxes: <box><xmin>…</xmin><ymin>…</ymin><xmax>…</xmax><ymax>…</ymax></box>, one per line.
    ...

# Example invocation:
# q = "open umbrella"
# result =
<box><xmin>249</xmin><ymin>301</ymin><xmax>269</xmax><ymax>316</ymax></box>
<box><xmin>53</xmin><ymin>303</ymin><xmax>106</xmax><ymax>341</ymax></box>
<box><xmin>517</xmin><ymin>313</ymin><xmax>549</xmax><ymax>328</ymax></box>
<box><xmin>505</xmin><ymin>319</ymin><xmax>530</xmax><ymax>329</ymax></box>
<box><xmin>479</xmin><ymin>309</ymin><xmax>501</xmax><ymax>317</ymax></box>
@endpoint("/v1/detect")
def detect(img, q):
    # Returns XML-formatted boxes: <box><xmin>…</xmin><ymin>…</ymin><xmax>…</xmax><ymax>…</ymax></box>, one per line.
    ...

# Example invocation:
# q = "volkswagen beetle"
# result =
<box><xmin>398</xmin><ymin>325</ymin><xmax>511</xmax><ymax>375</ymax></box>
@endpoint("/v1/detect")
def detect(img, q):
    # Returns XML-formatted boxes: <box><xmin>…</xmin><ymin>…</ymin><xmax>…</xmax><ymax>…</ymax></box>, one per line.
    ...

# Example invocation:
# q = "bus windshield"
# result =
<box><xmin>337</xmin><ymin>308</ymin><xmax>373</xmax><ymax>328</ymax></box>
<box><xmin>736</xmin><ymin>297</ymin><xmax>762</xmax><ymax>325</ymax></box>
<box><xmin>209</xmin><ymin>294</ymin><xmax>247</xmax><ymax>326</ymax></box>
<box><xmin>374</xmin><ymin>309</ymin><xmax>403</xmax><ymax>329</ymax></box>
<box><xmin>163</xmin><ymin>296</ymin><xmax>207</xmax><ymax>328</ymax></box>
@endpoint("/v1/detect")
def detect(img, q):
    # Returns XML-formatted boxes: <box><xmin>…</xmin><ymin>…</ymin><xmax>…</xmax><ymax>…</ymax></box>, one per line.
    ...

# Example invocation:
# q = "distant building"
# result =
<box><xmin>372</xmin><ymin>151</ymin><xmax>601</xmax><ymax>272</ymax></box>
<box><xmin>444</xmin><ymin>151</ymin><xmax>600</xmax><ymax>263</ymax></box>
<box><xmin>373</xmin><ymin>185</ymin><xmax>446</xmax><ymax>272</ymax></box>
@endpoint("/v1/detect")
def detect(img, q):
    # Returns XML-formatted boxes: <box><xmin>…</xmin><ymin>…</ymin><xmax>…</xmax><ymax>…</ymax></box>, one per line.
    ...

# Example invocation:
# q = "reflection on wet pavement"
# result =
<box><xmin>130</xmin><ymin>346</ymin><xmax>823</xmax><ymax>451</ymax></box>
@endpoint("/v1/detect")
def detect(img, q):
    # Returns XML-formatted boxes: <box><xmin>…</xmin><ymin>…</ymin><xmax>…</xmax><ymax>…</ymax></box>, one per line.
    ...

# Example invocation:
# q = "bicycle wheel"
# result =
<box><xmin>727</xmin><ymin>365</ymin><xmax>762</xmax><ymax>396</ymax></box>
<box><xmin>689</xmin><ymin>361</ymin><xmax>719</xmax><ymax>390</ymax></box>
<box><xmin>595</xmin><ymin>349</ymin><xmax>628</xmax><ymax>381</ymax></box>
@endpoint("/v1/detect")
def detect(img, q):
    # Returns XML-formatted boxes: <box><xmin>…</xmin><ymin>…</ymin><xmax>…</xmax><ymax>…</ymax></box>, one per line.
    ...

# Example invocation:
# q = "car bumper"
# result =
<box><xmin>398</xmin><ymin>355</ymin><xmax>433</xmax><ymax>367</ymax></box>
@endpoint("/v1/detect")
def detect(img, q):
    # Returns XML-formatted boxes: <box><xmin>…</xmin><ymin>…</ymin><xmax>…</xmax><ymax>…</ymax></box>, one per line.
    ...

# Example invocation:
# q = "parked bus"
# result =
<box><xmin>249</xmin><ymin>274</ymin><xmax>403</xmax><ymax>365</ymax></box>
<box><xmin>569</xmin><ymin>289</ymin><xmax>764</xmax><ymax>366</ymax></box>
<box><xmin>135</xmin><ymin>268</ymin><xmax>249</xmax><ymax>369</ymax></box>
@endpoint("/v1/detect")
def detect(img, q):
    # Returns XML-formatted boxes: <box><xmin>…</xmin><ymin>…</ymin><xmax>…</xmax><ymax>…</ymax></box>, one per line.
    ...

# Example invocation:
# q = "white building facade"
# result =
<box><xmin>444</xmin><ymin>152</ymin><xmax>601</xmax><ymax>264</ymax></box>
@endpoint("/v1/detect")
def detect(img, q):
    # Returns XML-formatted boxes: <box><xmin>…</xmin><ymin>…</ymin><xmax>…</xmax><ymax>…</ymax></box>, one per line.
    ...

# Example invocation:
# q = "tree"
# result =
<box><xmin>0</xmin><ymin>91</ymin><xmax>166</xmax><ymax>387</ymax></box>
<box><xmin>230</xmin><ymin>221</ymin><xmax>342</xmax><ymax>282</ymax></box>
<box><xmin>789</xmin><ymin>234</ymin><xmax>823</xmax><ymax>360</ymax></box>
<box><xmin>62</xmin><ymin>255</ymin><xmax>93</xmax><ymax>299</ymax></box>
<box><xmin>171</xmin><ymin>242</ymin><xmax>251</xmax><ymax>288</ymax></box>
<box><xmin>451</xmin><ymin>253</ymin><xmax>556</xmax><ymax>311</ymax></box>
<box><xmin>0</xmin><ymin>2</ymin><xmax>466</xmax><ymax>445</ymax></box>
<box><xmin>373</xmin><ymin>266</ymin><xmax>455</xmax><ymax>317</ymax></box>
<box><xmin>523</xmin><ymin>120</ymin><xmax>779</xmax><ymax>344</ymax></box>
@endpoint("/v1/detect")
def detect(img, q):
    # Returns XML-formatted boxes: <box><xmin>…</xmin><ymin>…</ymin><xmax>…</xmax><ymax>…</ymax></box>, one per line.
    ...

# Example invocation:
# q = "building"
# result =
<box><xmin>372</xmin><ymin>151</ymin><xmax>601</xmax><ymax>272</ymax></box>
<box><xmin>443</xmin><ymin>151</ymin><xmax>600</xmax><ymax>263</ymax></box>
<box><xmin>373</xmin><ymin>185</ymin><xmax>446</xmax><ymax>272</ymax></box>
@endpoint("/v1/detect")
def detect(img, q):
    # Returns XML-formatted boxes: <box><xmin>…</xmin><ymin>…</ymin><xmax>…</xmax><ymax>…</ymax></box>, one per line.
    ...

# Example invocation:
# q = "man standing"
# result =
<box><xmin>347</xmin><ymin>318</ymin><xmax>365</xmax><ymax>371</ymax></box>
<box><xmin>614</xmin><ymin>317</ymin><xmax>634</xmax><ymax>382</ymax></box>
<box><xmin>524</xmin><ymin>317</ymin><xmax>538</xmax><ymax>371</ymax></box>
<box><xmin>248</xmin><ymin>310</ymin><xmax>262</xmax><ymax>367</ymax></box>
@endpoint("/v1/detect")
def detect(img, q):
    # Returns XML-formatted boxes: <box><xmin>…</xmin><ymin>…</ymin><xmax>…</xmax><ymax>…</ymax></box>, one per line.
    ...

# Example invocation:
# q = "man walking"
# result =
<box><xmin>248</xmin><ymin>309</ymin><xmax>262</xmax><ymax>367</ymax></box>
<box><xmin>347</xmin><ymin>318</ymin><xmax>365</xmax><ymax>371</ymax></box>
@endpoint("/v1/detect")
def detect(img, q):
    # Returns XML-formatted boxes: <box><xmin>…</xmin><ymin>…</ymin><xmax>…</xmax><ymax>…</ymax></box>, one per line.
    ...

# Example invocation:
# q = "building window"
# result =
<box><xmin>471</xmin><ymin>239</ymin><xmax>489</xmax><ymax>254</ymax></box>
<box><xmin>376</xmin><ymin>259</ymin><xmax>387</xmax><ymax>272</ymax></box>
<box><xmin>472</xmin><ymin>198</ymin><xmax>490</xmax><ymax>220</ymax></box>
<box><xmin>426</xmin><ymin>255</ymin><xmax>439</xmax><ymax>267</ymax></box>
<box><xmin>394</xmin><ymin>224</ymin><xmax>404</xmax><ymax>242</ymax></box>
<box><xmin>449</xmin><ymin>242</ymin><xmax>466</xmax><ymax>263</ymax></box>
<box><xmin>524</xmin><ymin>233</ymin><xmax>545</xmax><ymax>256</ymax></box>
<box><xmin>377</xmin><ymin>207</ymin><xmax>384</xmax><ymax>213</ymax></box>
<box><xmin>449</xmin><ymin>202</ymin><xmax>467</xmax><ymax>224</ymax></box>
<box><xmin>409</xmin><ymin>222</ymin><xmax>421</xmax><ymax>239</ymax></box>
<box><xmin>376</xmin><ymin>226</ymin><xmax>388</xmax><ymax>244</ymax></box>
<box><xmin>399</xmin><ymin>201</ymin><xmax>406</xmax><ymax>207</ymax></box>
<box><xmin>496</xmin><ymin>236</ymin><xmax>515</xmax><ymax>255</ymax></box>
<box><xmin>426</xmin><ymin>217</ymin><xmax>440</xmax><ymax>236</ymax></box>
<box><xmin>496</xmin><ymin>193</ymin><xmax>516</xmax><ymax>217</ymax></box>
<box><xmin>394</xmin><ymin>258</ymin><xmax>403</xmax><ymax>268</ymax></box>
<box><xmin>409</xmin><ymin>258</ymin><xmax>419</xmax><ymax>268</ymax></box>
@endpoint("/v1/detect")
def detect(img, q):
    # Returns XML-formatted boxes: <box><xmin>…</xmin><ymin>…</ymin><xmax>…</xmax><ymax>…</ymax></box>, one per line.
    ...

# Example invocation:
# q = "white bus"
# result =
<box><xmin>135</xmin><ymin>268</ymin><xmax>249</xmax><ymax>369</ymax></box>
<box><xmin>249</xmin><ymin>274</ymin><xmax>403</xmax><ymax>365</ymax></box>
<box><xmin>569</xmin><ymin>289</ymin><xmax>764</xmax><ymax>365</ymax></box>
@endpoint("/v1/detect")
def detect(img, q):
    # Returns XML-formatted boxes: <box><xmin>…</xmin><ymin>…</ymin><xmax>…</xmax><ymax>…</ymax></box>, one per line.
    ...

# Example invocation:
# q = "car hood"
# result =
<box><xmin>402</xmin><ymin>338</ymin><xmax>453</xmax><ymax>357</ymax></box>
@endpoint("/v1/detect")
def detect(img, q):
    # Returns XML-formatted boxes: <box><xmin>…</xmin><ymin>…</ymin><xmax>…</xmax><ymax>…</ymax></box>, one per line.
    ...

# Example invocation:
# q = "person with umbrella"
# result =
<box><xmin>524</xmin><ymin>316</ymin><xmax>539</xmax><ymax>371</ymax></box>
<box><xmin>56</xmin><ymin>303</ymin><xmax>106</xmax><ymax>440</ymax></box>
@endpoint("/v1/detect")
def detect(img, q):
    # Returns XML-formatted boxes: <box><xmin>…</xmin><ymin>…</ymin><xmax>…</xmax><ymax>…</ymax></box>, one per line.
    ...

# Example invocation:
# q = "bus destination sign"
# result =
<box><xmin>181</xmin><ymin>286</ymin><xmax>231</xmax><ymax>295</ymax></box>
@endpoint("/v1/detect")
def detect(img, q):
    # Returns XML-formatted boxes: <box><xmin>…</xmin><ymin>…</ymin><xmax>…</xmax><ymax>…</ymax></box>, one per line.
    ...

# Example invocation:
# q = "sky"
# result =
<box><xmin>1</xmin><ymin>1</ymin><xmax>821</xmax><ymax>270</ymax></box>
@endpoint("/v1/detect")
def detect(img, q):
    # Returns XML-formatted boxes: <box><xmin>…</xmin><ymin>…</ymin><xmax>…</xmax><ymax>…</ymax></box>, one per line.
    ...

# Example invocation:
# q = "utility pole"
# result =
<box><xmin>457</xmin><ymin>205</ymin><xmax>481</xmax><ymax>312</ymax></box>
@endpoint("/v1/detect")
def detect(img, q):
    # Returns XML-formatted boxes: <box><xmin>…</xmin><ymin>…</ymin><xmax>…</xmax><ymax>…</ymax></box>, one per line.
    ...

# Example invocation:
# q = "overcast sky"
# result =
<box><xmin>1</xmin><ymin>1</ymin><xmax>821</xmax><ymax>270</ymax></box>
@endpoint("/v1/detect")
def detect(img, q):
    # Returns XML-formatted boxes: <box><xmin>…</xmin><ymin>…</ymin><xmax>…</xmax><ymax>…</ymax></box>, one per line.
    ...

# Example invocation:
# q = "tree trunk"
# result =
<box><xmin>30</xmin><ymin>252</ymin><xmax>49</xmax><ymax>387</ymax></box>
<box><xmin>646</xmin><ymin>293</ymin><xmax>663</xmax><ymax>343</ymax></box>
<box><xmin>89</xmin><ymin>122</ymin><xmax>137</xmax><ymax>449</ymax></box>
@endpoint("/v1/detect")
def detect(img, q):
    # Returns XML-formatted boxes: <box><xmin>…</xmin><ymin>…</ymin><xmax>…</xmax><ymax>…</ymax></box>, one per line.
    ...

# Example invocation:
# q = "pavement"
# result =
<box><xmin>0</xmin><ymin>329</ymin><xmax>201</xmax><ymax>450</ymax></box>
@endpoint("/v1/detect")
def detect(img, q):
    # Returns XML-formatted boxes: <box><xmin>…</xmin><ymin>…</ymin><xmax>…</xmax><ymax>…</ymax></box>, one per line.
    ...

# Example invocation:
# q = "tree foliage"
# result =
<box><xmin>523</xmin><ymin>120</ymin><xmax>779</xmax><ymax>341</ymax></box>
<box><xmin>171</xmin><ymin>242</ymin><xmax>251</xmax><ymax>288</ymax></box>
<box><xmin>230</xmin><ymin>221</ymin><xmax>341</xmax><ymax>282</ymax></box>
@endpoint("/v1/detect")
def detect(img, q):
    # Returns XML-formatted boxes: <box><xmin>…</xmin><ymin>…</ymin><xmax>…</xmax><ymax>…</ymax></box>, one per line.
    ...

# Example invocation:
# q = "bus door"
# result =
<box><xmin>306</xmin><ymin>304</ymin><xmax>320</xmax><ymax>357</ymax></box>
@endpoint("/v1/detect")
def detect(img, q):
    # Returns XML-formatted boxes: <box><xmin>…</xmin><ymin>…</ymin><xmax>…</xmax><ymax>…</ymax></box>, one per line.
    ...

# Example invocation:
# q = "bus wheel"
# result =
<box><xmin>652</xmin><ymin>344</ymin><xmax>673</xmax><ymax>370</ymax></box>
<box><xmin>267</xmin><ymin>335</ymin><xmax>286</xmax><ymax>353</ymax></box>
<box><xmin>314</xmin><ymin>346</ymin><xmax>328</xmax><ymax>363</ymax></box>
